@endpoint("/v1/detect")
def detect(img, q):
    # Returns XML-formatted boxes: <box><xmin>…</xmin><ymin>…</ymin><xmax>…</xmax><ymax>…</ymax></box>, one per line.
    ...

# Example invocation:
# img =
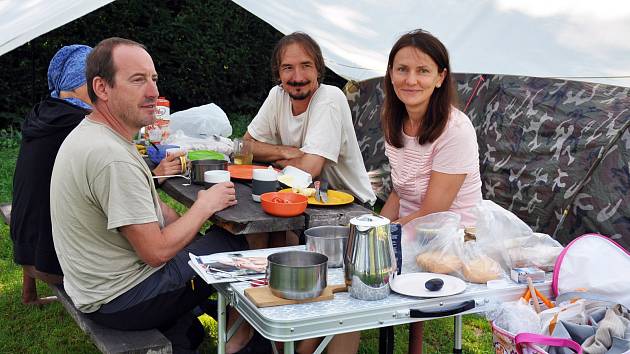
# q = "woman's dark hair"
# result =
<box><xmin>381</xmin><ymin>29</ymin><xmax>456</xmax><ymax>148</ymax></box>
<box><xmin>86</xmin><ymin>37</ymin><xmax>147</xmax><ymax>103</ymax></box>
<box><xmin>271</xmin><ymin>32</ymin><xmax>325</xmax><ymax>84</ymax></box>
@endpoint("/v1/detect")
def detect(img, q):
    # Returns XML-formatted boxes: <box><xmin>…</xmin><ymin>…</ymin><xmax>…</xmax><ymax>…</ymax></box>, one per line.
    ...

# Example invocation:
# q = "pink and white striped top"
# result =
<box><xmin>384</xmin><ymin>108</ymin><xmax>482</xmax><ymax>226</ymax></box>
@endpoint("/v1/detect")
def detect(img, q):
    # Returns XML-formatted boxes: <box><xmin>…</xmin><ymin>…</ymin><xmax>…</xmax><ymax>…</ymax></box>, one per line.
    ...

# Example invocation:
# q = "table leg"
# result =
<box><xmin>313</xmin><ymin>335</ymin><xmax>334</xmax><ymax>354</ymax></box>
<box><xmin>283</xmin><ymin>340</ymin><xmax>295</xmax><ymax>354</ymax></box>
<box><xmin>453</xmin><ymin>315</ymin><xmax>463</xmax><ymax>354</ymax></box>
<box><xmin>218</xmin><ymin>292</ymin><xmax>227</xmax><ymax>354</ymax></box>
<box><xmin>378</xmin><ymin>326</ymin><xmax>394</xmax><ymax>354</ymax></box>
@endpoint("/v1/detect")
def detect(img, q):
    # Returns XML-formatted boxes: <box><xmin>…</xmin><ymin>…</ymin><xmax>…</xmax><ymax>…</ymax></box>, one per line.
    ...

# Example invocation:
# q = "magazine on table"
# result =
<box><xmin>188</xmin><ymin>246</ymin><xmax>298</xmax><ymax>284</ymax></box>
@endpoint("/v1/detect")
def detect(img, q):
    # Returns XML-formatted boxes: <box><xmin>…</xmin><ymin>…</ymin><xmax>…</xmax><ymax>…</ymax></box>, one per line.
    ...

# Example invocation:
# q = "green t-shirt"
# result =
<box><xmin>51</xmin><ymin>119</ymin><xmax>165</xmax><ymax>313</ymax></box>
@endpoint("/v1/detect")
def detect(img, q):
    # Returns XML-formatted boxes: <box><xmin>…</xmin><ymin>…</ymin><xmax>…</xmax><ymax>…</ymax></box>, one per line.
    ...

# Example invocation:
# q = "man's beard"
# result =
<box><xmin>287</xmin><ymin>80</ymin><xmax>312</xmax><ymax>100</ymax></box>
<box><xmin>289</xmin><ymin>91</ymin><xmax>311</xmax><ymax>100</ymax></box>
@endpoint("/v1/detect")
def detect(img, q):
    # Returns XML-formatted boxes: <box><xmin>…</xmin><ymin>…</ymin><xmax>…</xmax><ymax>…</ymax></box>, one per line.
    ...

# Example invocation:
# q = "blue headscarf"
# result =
<box><xmin>47</xmin><ymin>45</ymin><xmax>93</xmax><ymax>110</ymax></box>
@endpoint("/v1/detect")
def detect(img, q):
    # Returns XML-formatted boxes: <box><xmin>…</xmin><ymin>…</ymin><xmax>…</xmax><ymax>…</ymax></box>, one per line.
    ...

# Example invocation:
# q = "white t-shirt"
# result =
<box><xmin>248</xmin><ymin>84</ymin><xmax>376</xmax><ymax>204</ymax></box>
<box><xmin>50</xmin><ymin>119</ymin><xmax>165</xmax><ymax>313</ymax></box>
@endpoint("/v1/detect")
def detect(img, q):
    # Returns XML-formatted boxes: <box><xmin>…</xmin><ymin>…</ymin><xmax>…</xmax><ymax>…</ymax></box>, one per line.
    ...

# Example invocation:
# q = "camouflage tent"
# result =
<box><xmin>348</xmin><ymin>74</ymin><xmax>630</xmax><ymax>249</ymax></box>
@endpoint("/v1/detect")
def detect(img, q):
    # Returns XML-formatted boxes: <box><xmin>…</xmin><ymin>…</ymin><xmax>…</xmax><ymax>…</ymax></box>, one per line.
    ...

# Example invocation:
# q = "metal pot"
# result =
<box><xmin>190</xmin><ymin>159</ymin><xmax>227</xmax><ymax>185</ymax></box>
<box><xmin>344</xmin><ymin>214</ymin><xmax>396</xmax><ymax>300</ymax></box>
<box><xmin>304</xmin><ymin>226</ymin><xmax>349</xmax><ymax>268</ymax></box>
<box><xmin>267</xmin><ymin>251</ymin><xmax>328</xmax><ymax>300</ymax></box>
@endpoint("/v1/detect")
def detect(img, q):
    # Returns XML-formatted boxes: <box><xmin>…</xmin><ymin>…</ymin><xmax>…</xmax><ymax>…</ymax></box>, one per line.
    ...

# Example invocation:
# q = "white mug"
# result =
<box><xmin>204</xmin><ymin>170</ymin><xmax>230</xmax><ymax>187</ymax></box>
<box><xmin>165</xmin><ymin>147</ymin><xmax>186</xmax><ymax>158</ymax></box>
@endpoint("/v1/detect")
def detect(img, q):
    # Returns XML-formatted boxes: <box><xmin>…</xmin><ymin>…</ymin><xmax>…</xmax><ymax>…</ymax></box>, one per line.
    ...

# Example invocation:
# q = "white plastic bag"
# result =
<box><xmin>486</xmin><ymin>298</ymin><xmax>542</xmax><ymax>335</ymax></box>
<box><xmin>169</xmin><ymin>103</ymin><xmax>233</xmax><ymax>138</ymax></box>
<box><xmin>474</xmin><ymin>200</ymin><xmax>562</xmax><ymax>272</ymax></box>
<box><xmin>401</xmin><ymin>212</ymin><xmax>461</xmax><ymax>274</ymax></box>
<box><xmin>539</xmin><ymin>299</ymin><xmax>587</xmax><ymax>336</ymax></box>
<box><xmin>164</xmin><ymin>130</ymin><xmax>234</xmax><ymax>156</ymax></box>
<box><xmin>461</xmin><ymin>240</ymin><xmax>505</xmax><ymax>283</ymax></box>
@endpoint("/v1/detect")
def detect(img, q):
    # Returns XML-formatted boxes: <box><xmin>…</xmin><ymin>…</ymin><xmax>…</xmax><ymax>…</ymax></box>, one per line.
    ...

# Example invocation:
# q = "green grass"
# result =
<box><xmin>0</xmin><ymin>134</ymin><xmax>493</xmax><ymax>353</ymax></box>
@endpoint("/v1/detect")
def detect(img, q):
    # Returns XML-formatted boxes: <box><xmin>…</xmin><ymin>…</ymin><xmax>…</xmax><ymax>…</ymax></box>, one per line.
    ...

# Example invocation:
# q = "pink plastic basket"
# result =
<box><xmin>491</xmin><ymin>322</ymin><xmax>583</xmax><ymax>354</ymax></box>
<box><xmin>491</xmin><ymin>322</ymin><xmax>548</xmax><ymax>354</ymax></box>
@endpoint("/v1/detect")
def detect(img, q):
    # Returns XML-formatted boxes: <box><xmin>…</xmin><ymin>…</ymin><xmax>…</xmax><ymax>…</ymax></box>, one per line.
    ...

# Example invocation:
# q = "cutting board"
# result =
<box><xmin>245</xmin><ymin>284</ymin><xmax>347</xmax><ymax>308</ymax></box>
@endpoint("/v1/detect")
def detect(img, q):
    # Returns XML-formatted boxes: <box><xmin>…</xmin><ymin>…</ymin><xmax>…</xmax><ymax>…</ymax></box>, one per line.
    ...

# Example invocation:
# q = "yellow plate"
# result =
<box><xmin>279</xmin><ymin>188</ymin><xmax>354</xmax><ymax>206</ymax></box>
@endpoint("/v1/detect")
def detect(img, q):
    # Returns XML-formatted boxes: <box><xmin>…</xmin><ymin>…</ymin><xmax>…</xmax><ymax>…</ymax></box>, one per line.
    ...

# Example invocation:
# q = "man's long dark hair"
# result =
<box><xmin>271</xmin><ymin>32</ymin><xmax>325</xmax><ymax>84</ymax></box>
<box><xmin>381</xmin><ymin>29</ymin><xmax>456</xmax><ymax>148</ymax></box>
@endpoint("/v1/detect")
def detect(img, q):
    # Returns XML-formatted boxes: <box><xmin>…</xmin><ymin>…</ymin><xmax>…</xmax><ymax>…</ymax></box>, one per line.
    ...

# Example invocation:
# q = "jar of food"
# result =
<box><xmin>144</xmin><ymin>97</ymin><xmax>170</xmax><ymax>144</ymax></box>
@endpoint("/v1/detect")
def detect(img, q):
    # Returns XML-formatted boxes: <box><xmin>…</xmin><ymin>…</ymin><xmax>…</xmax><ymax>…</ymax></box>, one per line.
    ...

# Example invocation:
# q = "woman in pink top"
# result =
<box><xmin>380</xmin><ymin>29</ymin><xmax>482</xmax><ymax>353</ymax></box>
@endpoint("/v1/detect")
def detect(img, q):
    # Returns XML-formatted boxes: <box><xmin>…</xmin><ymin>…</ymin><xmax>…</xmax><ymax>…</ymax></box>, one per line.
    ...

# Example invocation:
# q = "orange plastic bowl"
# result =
<box><xmin>260</xmin><ymin>192</ymin><xmax>308</xmax><ymax>217</ymax></box>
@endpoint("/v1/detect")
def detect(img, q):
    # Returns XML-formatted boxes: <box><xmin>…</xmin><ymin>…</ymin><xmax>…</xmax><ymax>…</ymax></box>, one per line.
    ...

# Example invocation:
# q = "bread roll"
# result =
<box><xmin>463</xmin><ymin>255</ymin><xmax>502</xmax><ymax>283</ymax></box>
<box><xmin>416</xmin><ymin>252</ymin><xmax>463</xmax><ymax>274</ymax></box>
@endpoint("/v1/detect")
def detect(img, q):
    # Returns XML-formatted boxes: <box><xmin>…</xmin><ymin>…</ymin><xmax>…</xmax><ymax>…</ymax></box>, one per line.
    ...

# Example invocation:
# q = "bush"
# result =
<box><xmin>0</xmin><ymin>0</ymin><xmax>346</xmax><ymax>130</ymax></box>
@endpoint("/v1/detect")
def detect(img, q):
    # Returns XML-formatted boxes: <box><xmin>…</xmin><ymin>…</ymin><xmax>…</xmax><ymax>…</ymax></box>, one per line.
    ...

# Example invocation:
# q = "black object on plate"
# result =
<box><xmin>425</xmin><ymin>278</ymin><xmax>444</xmax><ymax>291</ymax></box>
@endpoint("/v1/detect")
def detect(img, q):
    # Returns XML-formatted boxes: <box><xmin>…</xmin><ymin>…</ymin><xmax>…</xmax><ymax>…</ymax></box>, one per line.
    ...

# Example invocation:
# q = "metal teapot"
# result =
<box><xmin>344</xmin><ymin>214</ymin><xmax>396</xmax><ymax>300</ymax></box>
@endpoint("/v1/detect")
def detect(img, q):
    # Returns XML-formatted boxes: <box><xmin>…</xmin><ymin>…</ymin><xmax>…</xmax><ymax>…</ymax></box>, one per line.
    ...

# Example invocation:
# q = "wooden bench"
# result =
<box><xmin>1</xmin><ymin>202</ymin><xmax>11</xmax><ymax>225</ymax></box>
<box><xmin>2</xmin><ymin>200</ymin><xmax>171</xmax><ymax>353</ymax></box>
<box><xmin>52</xmin><ymin>285</ymin><xmax>172</xmax><ymax>354</ymax></box>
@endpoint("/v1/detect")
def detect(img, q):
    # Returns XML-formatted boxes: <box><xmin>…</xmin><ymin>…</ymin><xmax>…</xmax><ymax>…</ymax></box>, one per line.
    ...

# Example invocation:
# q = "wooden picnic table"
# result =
<box><xmin>161</xmin><ymin>177</ymin><xmax>371</xmax><ymax>235</ymax></box>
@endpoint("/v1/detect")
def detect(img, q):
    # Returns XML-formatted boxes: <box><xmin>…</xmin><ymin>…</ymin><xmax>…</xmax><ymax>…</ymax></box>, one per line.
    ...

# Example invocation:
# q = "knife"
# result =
<box><xmin>319</xmin><ymin>179</ymin><xmax>329</xmax><ymax>203</ymax></box>
<box><xmin>314</xmin><ymin>181</ymin><xmax>321</xmax><ymax>202</ymax></box>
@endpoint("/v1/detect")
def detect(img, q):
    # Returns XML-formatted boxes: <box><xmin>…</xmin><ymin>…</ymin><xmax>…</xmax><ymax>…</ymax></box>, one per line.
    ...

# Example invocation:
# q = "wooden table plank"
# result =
<box><xmin>161</xmin><ymin>178</ymin><xmax>305</xmax><ymax>234</ymax></box>
<box><xmin>303</xmin><ymin>203</ymin><xmax>372</xmax><ymax>228</ymax></box>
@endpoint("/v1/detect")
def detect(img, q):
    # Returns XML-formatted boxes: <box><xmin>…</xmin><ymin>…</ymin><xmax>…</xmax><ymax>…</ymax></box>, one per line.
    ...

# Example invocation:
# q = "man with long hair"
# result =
<box><xmin>243</xmin><ymin>32</ymin><xmax>376</xmax><ymax>207</ymax></box>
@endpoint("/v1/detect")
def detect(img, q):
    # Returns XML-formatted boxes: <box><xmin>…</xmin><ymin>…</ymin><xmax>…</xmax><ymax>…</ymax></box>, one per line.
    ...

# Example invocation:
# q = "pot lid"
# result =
<box><xmin>350</xmin><ymin>214</ymin><xmax>390</xmax><ymax>228</ymax></box>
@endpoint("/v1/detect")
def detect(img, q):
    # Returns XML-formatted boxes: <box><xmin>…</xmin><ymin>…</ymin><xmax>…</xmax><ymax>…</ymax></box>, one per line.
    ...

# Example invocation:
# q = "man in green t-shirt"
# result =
<box><xmin>50</xmin><ymin>37</ymin><xmax>247</xmax><ymax>353</ymax></box>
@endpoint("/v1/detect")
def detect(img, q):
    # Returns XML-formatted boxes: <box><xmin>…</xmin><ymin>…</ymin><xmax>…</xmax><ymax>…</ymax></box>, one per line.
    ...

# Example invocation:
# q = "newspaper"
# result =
<box><xmin>188</xmin><ymin>246</ymin><xmax>299</xmax><ymax>284</ymax></box>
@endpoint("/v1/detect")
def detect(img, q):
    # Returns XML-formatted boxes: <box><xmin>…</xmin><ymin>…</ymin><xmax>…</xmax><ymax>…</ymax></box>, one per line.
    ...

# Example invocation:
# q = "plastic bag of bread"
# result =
<box><xmin>506</xmin><ymin>233</ymin><xmax>563</xmax><ymax>271</ymax></box>
<box><xmin>461</xmin><ymin>240</ymin><xmax>504</xmax><ymax>283</ymax></box>
<box><xmin>400</xmin><ymin>212</ymin><xmax>461</xmax><ymax>274</ymax></box>
<box><xmin>404</xmin><ymin>212</ymin><xmax>465</xmax><ymax>275</ymax></box>
<box><xmin>416</xmin><ymin>250</ymin><xmax>463</xmax><ymax>274</ymax></box>
<box><xmin>474</xmin><ymin>200</ymin><xmax>563</xmax><ymax>272</ymax></box>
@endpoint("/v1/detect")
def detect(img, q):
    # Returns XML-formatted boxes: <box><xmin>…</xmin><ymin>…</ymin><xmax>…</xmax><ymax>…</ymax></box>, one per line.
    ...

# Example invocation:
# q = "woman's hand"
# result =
<box><xmin>380</xmin><ymin>190</ymin><xmax>401</xmax><ymax>221</ymax></box>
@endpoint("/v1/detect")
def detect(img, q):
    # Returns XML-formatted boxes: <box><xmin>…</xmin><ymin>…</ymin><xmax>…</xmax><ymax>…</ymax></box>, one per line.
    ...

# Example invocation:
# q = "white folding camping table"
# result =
<box><xmin>210</xmin><ymin>247</ymin><xmax>552</xmax><ymax>354</ymax></box>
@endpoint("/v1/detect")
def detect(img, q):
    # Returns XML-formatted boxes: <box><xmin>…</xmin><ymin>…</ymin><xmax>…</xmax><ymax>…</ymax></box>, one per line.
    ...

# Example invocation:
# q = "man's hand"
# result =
<box><xmin>244</xmin><ymin>132</ymin><xmax>304</xmax><ymax>162</ymax></box>
<box><xmin>194</xmin><ymin>181</ymin><xmax>238</xmax><ymax>216</ymax></box>
<box><xmin>274</xmin><ymin>153</ymin><xmax>326</xmax><ymax>178</ymax></box>
<box><xmin>280</xmin><ymin>146</ymin><xmax>304</xmax><ymax>160</ymax></box>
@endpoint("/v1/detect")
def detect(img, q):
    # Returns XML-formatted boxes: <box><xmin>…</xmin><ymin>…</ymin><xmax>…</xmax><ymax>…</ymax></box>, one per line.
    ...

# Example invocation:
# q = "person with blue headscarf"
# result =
<box><xmin>47</xmin><ymin>44</ymin><xmax>94</xmax><ymax>110</ymax></box>
<box><xmin>11</xmin><ymin>44</ymin><xmax>93</xmax><ymax>305</ymax></box>
<box><xmin>11</xmin><ymin>44</ymin><xmax>184</xmax><ymax>306</ymax></box>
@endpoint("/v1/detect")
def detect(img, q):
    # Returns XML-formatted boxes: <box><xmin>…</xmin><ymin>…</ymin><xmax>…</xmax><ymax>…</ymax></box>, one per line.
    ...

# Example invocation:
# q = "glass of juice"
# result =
<box><xmin>232</xmin><ymin>138</ymin><xmax>253</xmax><ymax>165</ymax></box>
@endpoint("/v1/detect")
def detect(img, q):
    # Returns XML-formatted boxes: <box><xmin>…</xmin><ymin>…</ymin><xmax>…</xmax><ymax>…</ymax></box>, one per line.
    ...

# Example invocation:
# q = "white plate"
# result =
<box><xmin>390</xmin><ymin>272</ymin><xmax>467</xmax><ymax>298</ymax></box>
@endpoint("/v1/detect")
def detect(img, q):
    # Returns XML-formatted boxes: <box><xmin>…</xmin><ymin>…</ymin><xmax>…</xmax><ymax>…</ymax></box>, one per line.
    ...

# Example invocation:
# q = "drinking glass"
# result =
<box><xmin>232</xmin><ymin>138</ymin><xmax>253</xmax><ymax>165</ymax></box>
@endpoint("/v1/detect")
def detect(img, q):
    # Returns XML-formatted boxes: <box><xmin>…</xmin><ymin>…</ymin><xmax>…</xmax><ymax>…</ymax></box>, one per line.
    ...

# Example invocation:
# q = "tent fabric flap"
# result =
<box><xmin>0</xmin><ymin>0</ymin><xmax>114</xmax><ymax>57</ymax></box>
<box><xmin>349</xmin><ymin>75</ymin><xmax>630</xmax><ymax>248</ymax></box>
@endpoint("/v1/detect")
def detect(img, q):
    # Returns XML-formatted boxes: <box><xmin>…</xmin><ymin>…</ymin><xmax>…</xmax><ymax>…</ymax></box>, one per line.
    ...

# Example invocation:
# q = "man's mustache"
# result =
<box><xmin>287</xmin><ymin>80</ymin><xmax>311</xmax><ymax>87</ymax></box>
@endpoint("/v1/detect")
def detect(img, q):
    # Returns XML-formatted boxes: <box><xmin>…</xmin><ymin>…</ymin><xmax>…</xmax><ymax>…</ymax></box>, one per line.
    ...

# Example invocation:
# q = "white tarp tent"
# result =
<box><xmin>0</xmin><ymin>0</ymin><xmax>113</xmax><ymax>57</ymax></box>
<box><xmin>1</xmin><ymin>0</ymin><xmax>630</xmax><ymax>87</ymax></box>
<box><xmin>233</xmin><ymin>0</ymin><xmax>630</xmax><ymax>87</ymax></box>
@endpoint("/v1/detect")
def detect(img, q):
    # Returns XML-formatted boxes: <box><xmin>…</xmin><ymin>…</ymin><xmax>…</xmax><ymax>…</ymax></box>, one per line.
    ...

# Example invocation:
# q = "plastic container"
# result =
<box><xmin>260</xmin><ymin>192</ymin><xmax>307</xmax><ymax>217</ymax></box>
<box><xmin>144</xmin><ymin>97</ymin><xmax>170</xmax><ymax>143</ymax></box>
